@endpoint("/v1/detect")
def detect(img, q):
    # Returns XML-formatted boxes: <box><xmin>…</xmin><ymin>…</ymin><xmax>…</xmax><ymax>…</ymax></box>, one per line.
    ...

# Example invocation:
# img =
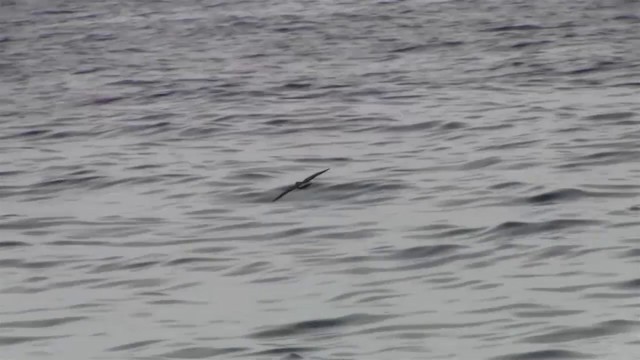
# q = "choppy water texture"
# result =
<box><xmin>2</xmin><ymin>0</ymin><xmax>640</xmax><ymax>359</ymax></box>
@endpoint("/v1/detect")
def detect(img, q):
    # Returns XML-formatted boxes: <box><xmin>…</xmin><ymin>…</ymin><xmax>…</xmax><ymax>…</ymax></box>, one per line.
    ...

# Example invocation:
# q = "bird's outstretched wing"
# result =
<box><xmin>272</xmin><ymin>184</ymin><xmax>297</xmax><ymax>202</ymax></box>
<box><xmin>302</xmin><ymin>168</ymin><xmax>330</xmax><ymax>183</ymax></box>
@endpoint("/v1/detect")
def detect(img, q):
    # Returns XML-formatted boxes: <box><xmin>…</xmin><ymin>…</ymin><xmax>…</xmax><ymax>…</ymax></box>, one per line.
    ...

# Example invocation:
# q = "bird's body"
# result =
<box><xmin>273</xmin><ymin>168</ymin><xmax>329</xmax><ymax>202</ymax></box>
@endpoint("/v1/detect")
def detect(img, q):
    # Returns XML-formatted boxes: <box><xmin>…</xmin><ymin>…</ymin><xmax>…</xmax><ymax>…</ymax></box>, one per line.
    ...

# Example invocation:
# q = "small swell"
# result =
<box><xmin>612</xmin><ymin>278</ymin><xmax>640</xmax><ymax>290</ymax></box>
<box><xmin>107</xmin><ymin>339</ymin><xmax>163</xmax><ymax>351</ymax></box>
<box><xmin>384</xmin><ymin>120</ymin><xmax>441</xmax><ymax>132</ymax></box>
<box><xmin>390</xmin><ymin>244</ymin><xmax>464</xmax><ymax>260</ymax></box>
<box><xmin>156</xmin><ymin>346</ymin><xmax>246</xmax><ymax>359</ymax></box>
<box><xmin>510</xmin><ymin>40</ymin><xmax>552</xmax><ymax>49</ymax></box>
<box><xmin>459</xmin><ymin>157</ymin><xmax>501</xmax><ymax>170</ymax></box>
<box><xmin>491</xmin><ymin>349</ymin><xmax>594</xmax><ymax>360</ymax></box>
<box><xmin>83</xmin><ymin>95</ymin><xmax>127</xmax><ymax>106</ymax></box>
<box><xmin>250</xmin><ymin>347</ymin><xmax>317</xmax><ymax>356</ymax></box>
<box><xmin>249</xmin><ymin>313</ymin><xmax>393</xmax><ymax>339</ymax></box>
<box><xmin>0</xmin><ymin>241</ymin><xmax>30</xmax><ymax>247</ymax></box>
<box><xmin>490</xmin><ymin>181</ymin><xmax>526</xmax><ymax>190</ymax></box>
<box><xmin>486</xmin><ymin>219</ymin><xmax>601</xmax><ymax>238</ymax></box>
<box><xmin>0</xmin><ymin>335</ymin><xmax>67</xmax><ymax>346</ymax></box>
<box><xmin>583</xmin><ymin>112</ymin><xmax>636</xmax><ymax>121</ymax></box>
<box><xmin>522</xmin><ymin>188</ymin><xmax>619</xmax><ymax>204</ymax></box>
<box><xmin>440</xmin><ymin>121</ymin><xmax>467</xmax><ymax>130</ymax></box>
<box><xmin>0</xmin><ymin>316</ymin><xmax>86</xmax><ymax>328</ymax></box>
<box><xmin>523</xmin><ymin>319</ymin><xmax>639</xmax><ymax>344</ymax></box>
<box><xmin>486</xmin><ymin>24</ymin><xmax>543</xmax><ymax>32</ymax></box>
<box><xmin>391</xmin><ymin>41</ymin><xmax>464</xmax><ymax>53</ymax></box>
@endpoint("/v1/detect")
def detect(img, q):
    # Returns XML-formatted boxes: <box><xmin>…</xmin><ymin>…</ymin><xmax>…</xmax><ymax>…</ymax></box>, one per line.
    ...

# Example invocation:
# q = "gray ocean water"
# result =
<box><xmin>2</xmin><ymin>0</ymin><xmax>640</xmax><ymax>359</ymax></box>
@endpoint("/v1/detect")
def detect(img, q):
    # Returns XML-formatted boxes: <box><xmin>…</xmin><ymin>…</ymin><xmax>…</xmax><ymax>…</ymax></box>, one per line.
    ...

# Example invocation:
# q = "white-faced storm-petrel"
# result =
<box><xmin>272</xmin><ymin>168</ymin><xmax>330</xmax><ymax>202</ymax></box>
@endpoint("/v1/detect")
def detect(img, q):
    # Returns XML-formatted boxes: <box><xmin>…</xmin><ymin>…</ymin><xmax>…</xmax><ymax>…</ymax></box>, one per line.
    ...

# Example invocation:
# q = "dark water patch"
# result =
<box><xmin>107</xmin><ymin>339</ymin><xmax>163</xmax><ymax>351</ymax></box>
<box><xmin>384</xmin><ymin>249</ymin><xmax>493</xmax><ymax>273</ymax></box>
<box><xmin>619</xmin><ymin>248</ymin><xmax>640</xmax><ymax>258</ymax></box>
<box><xmin>90</xmin><ymin>278</ymin><xmax>166</xmax><ymax>289</ymax></box>
<box><xmin>225</xmin><ymin>171</ymin><xmax>273</xmax><ymax>181</ymax></box>
<box><xmin>0</xmin><ymin>259</ymin><xmax>66</xmax><ymax>269</ymax></box>
<box><xmin>458</xmin><ymin>157</ymin><xmax>501</xmax><ymax>171</ymax></box>
<box><xmin>292</xmin><ymin>156</ymin><xmax>351</xmax><ymax>163</ymax></box>
<box><xmin>486</xmin><ymin>24</ymin><xmax>544</xmax><ymax>32</ymax></box>
<box><xmin>278</xmin><ymin>82</ymin><xmax>313</xmax><ymax>90</ymax></box>
<box><xmin>48</xmin><ymin>240</ymin><xmax>111</xmax><ymax>246</ymax></box>
<box><xmin>49</xmin><ymin>278</ymin><xmax>105</xmax><ymax>289</ymax></box>
<box><xmin>440</xmin><ymin>121</ymin><xmax>467</xmax><ymax>130</ymax></box>
<box><xmin>323</xmin><ymin>255</ymin><xmax>372</xmax><ymax>265</ymax></box>
<box><xmin>73</xmin><ymin>66</ymin><xmax>107</xmax><ymax>75</ymax></box>
<box><xmin>514</xmin><ymin>309</ymin><xmax>583</xmax><ymax>318</ymax></box>
<box><xmin>318</xmin><ymin>228</ymin><xmax>380</xmax><ymax>240</ymax></box>
<box><xmin>32</xmin><ymin>9</ymin><xmax>76</xmax><ymax>15</ymax></box>
<box><xmin>225</xmin><ymin>261</ymin><xmax>271</xmax><ymax>276</ymax></box>
<box><xmin>1</xmin><ymin>286</ymin><xmax>46</xmax><ymax>294</ymax></box>
<box><xmin>612</xmin><ymin>278</ymin><xmax>640</xmax><ymax>290</ymax></box>
<box><xmin>510</xmin><ymin>40</ymin><xmax>553</xmax><ymax>49</ymax></box>
<box><xmin>523</xmin><ymin>320</ymin><xmax>639</xmax><ymax>344</ymax></box>
<box><xmin>358</xmin><ymin>294</ymin><xmax>403</xmax><ymax>303</ymax></box>
<box><xmin>522</xmin><ymin>188</ymin><xmax>630</xmax><ymax>205</ymax></box>
<box><xmin>584</xmin><ymin>183</ymin><xmax>640</xmax><ymax>191</ymax></box>
<box><xmin>612</xmin><ymin>14</ymin><xmax>640</xmax><ymax>22</ymax></box>
<box><xmin>409</xmin><ymin>223</ymin><xmax>465</xmax><ymax>232</ymax></box>
<box><xmin>463</xmin><ymin>303</ymin><xmax>544</xmax><ymax>314</ymax></box>
<box><xmin>485</xmin><ymin>219</ymin><xmax>602</xmax><ymax>238</ymax></box>
<box><xmin>148</xmin><ymin>299</ymin><xmax>200</xmax><ymax>305</ymax></box>
<box><xmin>390</xmin><ymin>244</ymin><xmax>464</xmax><ymax>260</ymax></box>
<box><xmin>105</xmin><ymin>79</ymin><xmax>160</xmax><ymax>88</ymax></box>
<box><xmin>490</xmin><ymin>181</ymin><xmax>526</xmax><ymax>190</ymax></box>
<box><xmin>469</xmin><ymin>123</ymin><xmax>514</xmax><ymax>132</ymax></box>
<box><xmin>0</xmin><ymin>316</ymin><xmax>86</xmax><ymax>328</ymax></box>
<box><xmin>0</xmin><ymin>335</ymin><xmax>67</xmax><ymax>346</ymax></box>
<box><xmin>251</xmin><ymin>276</ymin><xmax>293</xmax><ymax>283</ymax></box>
<box><xmin>33</xmin><ymin>176</ymin><xmax>106</xmax><ymax>189</ymax></box>
<box><xmin>157</xmin><ymin>346</ymin><xmax>246</xmax><ymax>358</ymax></box>
<box><xmin>189</xmin><ymin>246</ymin><xmax>233</xmax><ymax>254</ymax></box>
<box><xmin>584</xmin><ymin>292</ymin><xmax>639</xmax><ymax>299</ymax></box>
<box><xmin>383</xmin><ymin>120</ymin><xmax>441</xmax><ymax>132</ymax></box>
<box><xmin>612</xmin><ymin>81</ymin><xmax>640</xmax><ymax>88</ymax></box>
<box><xmin>434</xmin><ymin>279</ymin><xmax>484</xmax><ymax>290</ymax></box>
<box><xmin>250</xmin><ymin>347</ymin><xmax>317</xmax><ymax>356</ymax></box>
<box><xmin>330</xmin><ymin>289</ymin><xmax>392</xmax><ymax>302</ymax></box>
<box><xmin>480</xmin><ymin>140</ymin><xmax>539</xmax><ymax>151</ymax></box>
<box><xmin>529</xmin><ymin>283</ymin><xmax>603</xmax><ymax>293</ymax></box>
<box><xmin>118</xmin><ymin>121</ymin><xmax>173</xmax><ymax>134</ymax></box>
<box><xmin>0</xmin><ymin>170</ymin><xmax>22</xmax><ymax>177</ymax></box>
<box><xmin>4</xmin><ymin>129</ymin><xmax>51</xmax><ymax>139</ymax></box>
<box><xmin>610</xmin><ymin>221</ymin><xmax>640</xmax><ymax>228</ymax></box>
<box><xmin>326</xmin><ymin>180</ymin><xmax>412</xmax><ymax>194</ymax></box>
<box><xmin>354</xmin><ymin>319</ymin><xmax>504</xmax><ymax>336</ymax></box>
<box><xmin>279</xmin><ymin>353</ymin><xmax>303</xmax><ymax>360</ymax></box>
<box><xmin>90</xmin><ymin>257</ymin><xmax>163</xmax><ymax>273</ymax></box>
<box><xmin>0</xmin><ymin>241</ymin><xmax>30</xmax><ymax>247</ymax></box>
<box><xmin>491</xmin><ymin>349</ymin><xmax>594</xmax><ymax>360</ymax></box>
<box><xmin>583</xmin><ymin>111</ymin><xmax>636</xmax><ymax>121</ymax></box>
<box><xmin>82</xmin><ymin>96</ymin><xmax>127</xmax><ymax>106</ymax></box>
<box><xmin>83</xmin><ymin>32</ymin><xmax>116</xmax><ymax>42</ymax></box>
<box><xmin>531</xmin><ymin>245</ymin><xmax>577</xmax><ymax>260</ymax></box>
<box><xmin>391</xmin><ymin>41</ymin><xmax>464</xmax><ymax>53</ymax></box>
<box><xmin>166</xmin><ymin>257</ymin><xmax>227</xmax><ymax>266</ymax></box>
<box><xmin>250</xmin><ymin>313</ymin><xmax>393</xmax><ymax>339</ymax></box>
<box><xmin>126</xmin><ymin>164</ymin><xmax>164</xmax><ymax>170</ymax></box>
<box><xmin>579</xmin><ymin>150</ymin><xmax>640</xmax><ymax>163</ymax></box>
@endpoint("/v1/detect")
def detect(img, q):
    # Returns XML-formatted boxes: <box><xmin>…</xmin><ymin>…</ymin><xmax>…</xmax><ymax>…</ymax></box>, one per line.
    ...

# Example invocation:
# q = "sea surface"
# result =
<box><xmin>1</xmin><ymin>0</ymin><xmax>640</xmax><ymax>359</ymax></box>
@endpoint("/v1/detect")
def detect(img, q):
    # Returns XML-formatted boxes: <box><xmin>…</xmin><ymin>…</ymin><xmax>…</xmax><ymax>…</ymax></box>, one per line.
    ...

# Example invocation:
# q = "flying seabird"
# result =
<box><xmin>272</xmin><ymin>168</ymin><xmax>330</xmax><ymax>202</ymax></box>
